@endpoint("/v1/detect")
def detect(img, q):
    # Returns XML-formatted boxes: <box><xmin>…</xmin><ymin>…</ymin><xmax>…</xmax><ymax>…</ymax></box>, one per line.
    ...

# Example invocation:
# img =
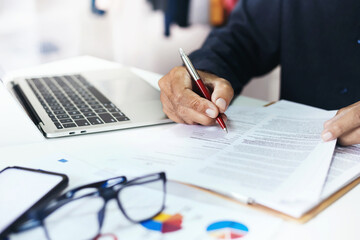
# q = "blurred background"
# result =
<box><xmin>0</xmin><ymin>0</ymin><xmax>279</xmax><ymax>101</ymax></box>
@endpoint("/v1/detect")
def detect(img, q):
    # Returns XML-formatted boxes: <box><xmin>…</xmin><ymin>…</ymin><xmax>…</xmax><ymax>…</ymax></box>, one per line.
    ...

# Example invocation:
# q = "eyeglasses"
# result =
<box><xmin>14</xmin><ymin>172</ymin><xmax>166</xmax><ymax>240</ymax></box>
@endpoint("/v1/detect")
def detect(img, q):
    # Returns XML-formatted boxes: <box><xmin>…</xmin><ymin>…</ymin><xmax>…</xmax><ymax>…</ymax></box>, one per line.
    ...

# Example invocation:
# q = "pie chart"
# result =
<box><xmin>140</xmin><ymin>213</ymin><xmax>183</xmax><ymax>233</ymax></box>
<box><xmin>206</xmin><ymin>221</ymin><xmax>249</xmax><ymax>239</ymax></box>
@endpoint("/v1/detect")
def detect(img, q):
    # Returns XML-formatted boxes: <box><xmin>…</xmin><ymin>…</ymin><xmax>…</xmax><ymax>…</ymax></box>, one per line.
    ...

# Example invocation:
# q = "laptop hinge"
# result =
<box><xmin>12</xmin><ymin>82</ymin><xmax>43</xmax><ymax>128</ymax></box>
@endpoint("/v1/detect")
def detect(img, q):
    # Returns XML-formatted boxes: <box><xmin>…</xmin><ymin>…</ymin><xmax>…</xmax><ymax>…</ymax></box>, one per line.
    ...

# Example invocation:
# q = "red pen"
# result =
<box><xmin>179</xmin><ymin>48</ymin><xmax>228</xmax><ymax>133</ymax></box>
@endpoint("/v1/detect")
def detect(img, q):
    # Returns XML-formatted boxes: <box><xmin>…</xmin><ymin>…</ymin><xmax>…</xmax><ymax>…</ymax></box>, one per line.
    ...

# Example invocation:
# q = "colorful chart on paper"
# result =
<box><xmin>206</xmin><ymin>221</ymin><xmax>249</xmax><ymax>239</ymax></box>
<box><xmin>140</xmin><ymin>213</ymin><xmax>183</xmax><ymax>233</ymax></box>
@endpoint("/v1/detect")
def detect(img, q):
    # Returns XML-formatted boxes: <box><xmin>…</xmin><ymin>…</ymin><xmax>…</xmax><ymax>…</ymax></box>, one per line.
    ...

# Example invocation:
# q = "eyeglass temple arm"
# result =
<box><xmin>125</xmin><ymin>172</ymin><xmax>166</xmax><ymax>185</ymax></box>
<box><xmin>57</xmin><ymin>176</ymin><xmax>127</xmax><ymax>200</ymax></box>
<box><xmin>39</xmin><ymin>176</ymin><xmax>128</xmax><ymax>218</ymax></box>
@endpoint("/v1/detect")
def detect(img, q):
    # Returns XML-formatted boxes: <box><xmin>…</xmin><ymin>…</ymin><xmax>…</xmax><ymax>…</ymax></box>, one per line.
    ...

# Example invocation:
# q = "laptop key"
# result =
<box><xmin>63</xmin><ymin>103</ymin><xmax>75</xmax><ymax>108</ymax></box>
<box><xmin>72</xmin><ymin>115</ymin><xmax>84</xmax><ymax>119</ymax></box>
<box><xmin>87</xmin><ymin>101</ymin><xmax>99</xmax><ymax>106</ymax></box>
<box><xmin>74</xmin><ymin>101</ymin><xmax>85</xmax><ymax>105</ymax></box>
<box><xmin>63</xmin><ymin>123</ymin><xmax>77</xmax><ymax>128</ymax></box>
<box><xmin>44</xmin><ymin>97</ymin><xmax>55</xmax><ymax>101</ymax></box>
<box><xmin>83</xmin><ymin>112</ymin><xmax>96</xmax><ymax>117</ymax></box>
<box><xmin>116</xmin><ymin>116</ymin><xmax>129</xmax><ymax>122</ymax></box>
<box><xmin>80</xmin><ymin>108</ymin><xmax>92</xmax><ymax>113</ymax></box>
<box><xmin>65</xmin><ymin>107</ymin><xmax>77</xmax><ymax>111</ymax></box>
<box><xmin>107</xmin><ymin>108</ymin><xmax>121</xmax><ymax>113</ymax></box>
<box><xmin>59</xmin><ymin>100</ymin><xmax>71</xmax><ymax>105</ymax></box>
<box><xmin>87</xmin><ymin>117</ymin><xmax>103</xmax><ymax>125</ymax></box>
<box><xmin>98</xmin><ymin>113</ymin><xmax>116</xmax><ymax>123</ymax></box>
<box><xmin>95</xmin><ymin>109</ymin><xmax>107</xmax><ymax>113</ymax></box>
<box><xmin>68</xmin><ymin>111</ymin><xmax>81</xmax><ymax>115</ymax></box>
<box><xmin>103</xmin><ymin>103</ymin><xmax>116</xmax><ymax>108</ymax></box>
<box><xmin>84</xmin><ymin>97</ymin><xmax>95</xmax><ymax>101</ymax></box>
<box><xmin>77</xmin><ymin>104</ymin><xmax>88</xmax><ymax>109</ymax></box>
<box><xmin>75</xmin><ymin>119</ymin><xmax>90</xmax><ymax>126</ymax></box>
<box><xmin>60</xmin><ymin>119</ymin><xmax>73</xmax><ymax>123</ymax></box>
<box><xmin>91</xmin><ymin>105</ymin><xmax>103</xmax><ymax>109</ymax></box>
<box><xmin>53</xmin><ymin>122</ymin><xmax>63</xmax><ymax>129</ymax></box>
<box><xmin>51</xmin><ymin>106</ymin><xmax>63</xmax><ymax>111</ymax></box>
<box><xmin>57</xmin><ymin>114</ymin><xmax>69</xmax><ymax>119</ymax></box>
<box><xmin>111</xmin><ymin>112</ymin><xmax>124</xmax><ymax>117</ymax></box>
<box><xmin>53</xmin><ymin>110</ymin><xmax>65</xmax><ymax>115</ymax></box>
<box><xmin>48</xmin><ymin>102</ymin><xmax>60</xmax><ymax>106</ymax></box>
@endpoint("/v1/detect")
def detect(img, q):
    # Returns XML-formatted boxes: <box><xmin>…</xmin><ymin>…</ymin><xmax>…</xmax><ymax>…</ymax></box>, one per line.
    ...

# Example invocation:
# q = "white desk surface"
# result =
<box><xmin>1</xmin><ymin>56</ymin><xmax>359</xmax><ymax>240</ymax></box>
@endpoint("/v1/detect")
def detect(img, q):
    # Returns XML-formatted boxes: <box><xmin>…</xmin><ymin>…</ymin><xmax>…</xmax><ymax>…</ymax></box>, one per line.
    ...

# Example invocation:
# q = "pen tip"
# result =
<box><xmin>224</xmin><ymin>128</ymin><xmax>228</xmax><ymax>133</ymax></box>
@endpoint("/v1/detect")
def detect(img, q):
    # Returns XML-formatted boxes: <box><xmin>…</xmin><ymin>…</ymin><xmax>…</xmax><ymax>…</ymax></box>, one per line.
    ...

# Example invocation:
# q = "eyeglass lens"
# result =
<box><xmin>44</xmin><ymin>193</ymin><xmax>104</xmax><ymax>240</ymax></box>
<box><xmin>118</xmin><ymin>176</ymin><xmax>165</xmax><ymax>222</ymax></box>
<box><xmin>41</xmin><ymin>175</ymin><xmax>165</xmax><ymax>240</ymax></box>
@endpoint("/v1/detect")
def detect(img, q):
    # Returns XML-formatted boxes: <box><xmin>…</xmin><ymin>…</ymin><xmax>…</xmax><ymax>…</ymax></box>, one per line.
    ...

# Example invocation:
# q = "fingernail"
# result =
<box><xmin>206</xmin><ymin>108</ymin><xmax>217</xmax><ymax>118</ymax></box>
<box><xmin>322</xmin><ymin>131</ymin><xmax>333</xmax><ymax>141</ymax></box>
<box><xmin>216</xmin><ymin>98</ymin><xmax>227</xmax><ymax>111</ymax></box>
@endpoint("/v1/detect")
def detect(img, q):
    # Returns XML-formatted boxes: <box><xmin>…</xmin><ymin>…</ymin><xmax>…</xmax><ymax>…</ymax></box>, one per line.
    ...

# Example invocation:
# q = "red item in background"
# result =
<box><xmin>224</xmin><ymin>0</ymin><xmax>239</xmax><ymax>16</ymax></box>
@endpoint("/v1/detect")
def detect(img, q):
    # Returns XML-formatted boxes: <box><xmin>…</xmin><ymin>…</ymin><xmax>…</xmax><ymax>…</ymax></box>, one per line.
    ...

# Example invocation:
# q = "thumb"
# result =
<box><xmin>210</xmin><ymin>79</ymin><xmax>234</xmax><ymax>113</ymax></box>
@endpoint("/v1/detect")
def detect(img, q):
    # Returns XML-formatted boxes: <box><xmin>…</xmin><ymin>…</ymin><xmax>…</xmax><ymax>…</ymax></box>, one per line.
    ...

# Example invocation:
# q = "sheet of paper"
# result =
<box><xmin>321</xmin><ymin>144</ymin><xmax>360</xmax><ymax>198</ymax></box>
<box><xmin>267</xmin><ymin>100</ymin><xmax>360</xmax><ymax>200</ymax></box>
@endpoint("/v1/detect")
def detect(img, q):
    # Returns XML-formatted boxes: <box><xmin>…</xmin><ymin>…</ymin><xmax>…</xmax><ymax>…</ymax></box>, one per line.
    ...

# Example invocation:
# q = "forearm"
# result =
<box><xmin>189</xmin><ymin>0</ymin><xmax>281</xmax><ymax>95</ymax></box>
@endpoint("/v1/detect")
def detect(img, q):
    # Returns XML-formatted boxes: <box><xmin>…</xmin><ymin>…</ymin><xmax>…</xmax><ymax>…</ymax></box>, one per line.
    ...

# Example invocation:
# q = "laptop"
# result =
<box><xmin>8</xmin><ymin>68</ymin><xmax>172</xmax><ymax>138</ymax></box>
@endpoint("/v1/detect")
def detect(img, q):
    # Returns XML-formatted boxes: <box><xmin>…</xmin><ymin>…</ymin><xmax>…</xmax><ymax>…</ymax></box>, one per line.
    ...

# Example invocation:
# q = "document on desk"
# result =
<box><xmin>140</xmin><ymin>101</ymin><xmax>337</xmax><ymax>218</ymax></box>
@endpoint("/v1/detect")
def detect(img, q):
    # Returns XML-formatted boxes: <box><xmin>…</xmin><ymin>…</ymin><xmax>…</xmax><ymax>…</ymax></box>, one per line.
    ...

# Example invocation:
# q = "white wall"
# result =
<box><xmin>0</xmin><ymin>0</ymin><xmax>279</xmax><ymax>102</ymax></box>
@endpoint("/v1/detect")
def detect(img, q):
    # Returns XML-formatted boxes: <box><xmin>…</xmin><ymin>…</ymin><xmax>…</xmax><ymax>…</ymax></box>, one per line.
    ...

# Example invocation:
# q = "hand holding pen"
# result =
<box><xmin>158</xmin><ymin>49</ymin><xmax>234</xmax><ymax>131</ymax></box>
<box><xmin>179</xmin><ymin>48</ymin><xmax>228</xmax><ymax>132</ymax></box>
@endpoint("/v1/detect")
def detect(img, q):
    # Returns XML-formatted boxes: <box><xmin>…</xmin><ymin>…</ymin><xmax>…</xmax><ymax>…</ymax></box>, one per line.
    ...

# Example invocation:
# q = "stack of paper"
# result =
<box><xmin>154</xmin><ymin>101</ymin><xmax>335</xmax><ymax>217</ymax></box>
<box><xmin>122</xmin><ymin>100</ymin><xmax>360</xmax><ymax>218</ymax></box>
<box><xmin>30</xmin><ymin>99</ymin><xmax>358</xmax><ymax>219</ymax></box>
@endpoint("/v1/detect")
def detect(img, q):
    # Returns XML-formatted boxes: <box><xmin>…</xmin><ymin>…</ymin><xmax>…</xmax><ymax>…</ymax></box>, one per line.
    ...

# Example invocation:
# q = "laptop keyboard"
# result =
<box><xmin>26</xmin><ymin>75</ymin><xmax>129</xmax><ymax>129</ymax></box>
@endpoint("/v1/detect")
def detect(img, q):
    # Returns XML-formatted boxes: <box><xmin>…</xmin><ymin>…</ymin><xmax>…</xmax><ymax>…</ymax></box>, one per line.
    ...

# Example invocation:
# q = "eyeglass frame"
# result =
<box><xmin>14</xmin><ymin>172</ymin><xmax>167</xmax><ymax>239</ymax></box>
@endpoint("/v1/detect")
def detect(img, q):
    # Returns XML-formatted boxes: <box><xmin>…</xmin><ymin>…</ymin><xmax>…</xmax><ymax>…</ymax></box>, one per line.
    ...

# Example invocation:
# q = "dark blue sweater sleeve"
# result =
<box><xmin>189</xmin><ymin>0</ymin><xmax>281</xmax><ymax>94</ymax></box>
